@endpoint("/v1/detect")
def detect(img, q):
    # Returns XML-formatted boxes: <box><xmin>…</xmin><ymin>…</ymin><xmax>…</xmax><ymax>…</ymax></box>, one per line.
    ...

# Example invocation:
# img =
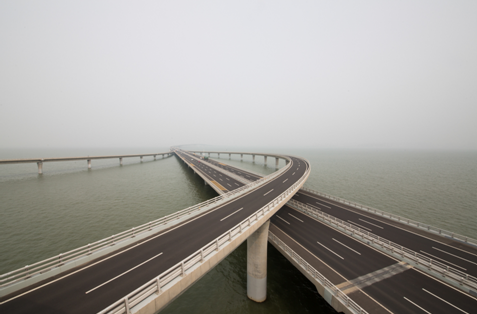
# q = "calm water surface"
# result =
<box><xmin>0</xmin><ymin>147</ymin><xmax>475</xmax><ymax>313</ymax></box>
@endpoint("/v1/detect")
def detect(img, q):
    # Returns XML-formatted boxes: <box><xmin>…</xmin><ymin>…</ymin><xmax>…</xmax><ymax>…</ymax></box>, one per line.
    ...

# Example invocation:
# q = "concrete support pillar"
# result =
<box><xmin>140</xmin><ymin>156</ymin><xmax>143</xmax><ymax>163</ymax></box>
<box><xmin>154</xmin><ymin>155</ymin><xmax>156</xmax><ymax>160</ymax></box>
<box><xmin>247</xmin><ymin>220</ymin><xmax>270</xmax><ymax>303</ymax></box>
<box><xmin>87</xmin><ymin>159</ymin><xmax>91</xmax><ymax>169</ymax></box>
<box><xmin>275</xmin><ymin>158</ymin><xmax>279</xmax><ymax>168</ymax></box>
<box><xmin>264</xmin><ymin>156</ymin><xmax>267</xmax><ymax>164</ymax></box>
<box><xmin>119</xmin><ymin>158</ymin><xmax>123</xmax><ymax>166</ymax></box>
<box><xmin>208</xmin><ymin>153</ymin><xmax>210</xmax><ymax>157</ymax></box>
<box><xmin>218</xmin><ymin>153</ymin><xmax>220</xmax><ymax>158</ymax></box>
<box><xmin>253</xmin><ymin>155</ymin><xmax>255</xmax><ymax>163</ymax></box>
<box><xmin>241</xmin><ymin>154</ymin><xmax>243</xmax><ymax>161</ymax></box>
<box><xmin>37</xmin><ymin>161</ymin><xmax>43</xmax><ymax>174</ymax></box>
<box><xmin>229</xmin><ymin>153</ymin><xmax>231</xmax><ymax>159</ymax></box>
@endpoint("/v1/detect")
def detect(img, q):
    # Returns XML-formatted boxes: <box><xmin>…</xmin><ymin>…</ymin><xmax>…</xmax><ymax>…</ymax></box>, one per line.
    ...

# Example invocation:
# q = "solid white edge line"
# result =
<box><xmin>85</xmin><ymin>252</ymin><xmax>163</xmax><ymax>294</ymax></box>
<box><xmin>420</xmin><ymin>251</ymin><xmax>467</xmax><ymax>270</ymax></box>
<box><xmin>433</xmin><ymin>247</ymin><xmax>477</xmax><ymax>266</ymax></box>
<box><xmin>316</xmin><ymin>202</ymin><xmax>331</xmax><ymax>208</ymax></box>
<box><xmin>422</xmin><ymin>288</ymin><xmax>469</xmax><ymax>313</ymax></box>
<box><xmin>332</xmin><ymin>238</ymin><xmax>361</xmax><ymax>255</ymax></box>
<box><xmin>303</xmin><ymin>190</ymin><xmax>477</xmax><ymax>259</ymax></box>
<box><xmin>288</xmin><ymin>213</ymin><xmax>303</xmax><ymax>222</ymax></box>
<box><xmin>276</xmin><ymin>215</ymin><xmax>290</xmax><ymax>224</ymax></box>
<box><xmin>316</xmin><ymin>241</ymin><xmax>344</xmax><ymax>259</ymax></box>
<box><xmin>347</xmin><ymin>220</ymin><xmax>372</xmax><ymax>232</ymax></box>
<box><xmin>403</xmin><ymin>297</ymin><xmax>432</xmax><ymax>314</ymax></box>
<box><xmin>220</xmin><ymin>208</ymin><xmax>243</xmax><ymax>221</ymax></box>
<box><xmin>307</xmin><ymin>203</ymin><xmax>321</xmax><ymax>210</ymax></box>
<box><xmin>359</xmin><ymin>218</ymin><xmax>384</xmax><ymax>229</ymax></box>
<box><xmin>263</xmin><ymin>189</ymin><xmax>274</xmax><ymax>196</ymax></box>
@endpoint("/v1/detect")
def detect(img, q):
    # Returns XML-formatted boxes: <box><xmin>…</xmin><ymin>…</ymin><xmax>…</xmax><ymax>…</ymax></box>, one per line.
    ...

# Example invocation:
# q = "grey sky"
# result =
<box><xmin>1</xmin><ymin>1</ymin><xmax>476</xmax><ymax>150</ymax></box>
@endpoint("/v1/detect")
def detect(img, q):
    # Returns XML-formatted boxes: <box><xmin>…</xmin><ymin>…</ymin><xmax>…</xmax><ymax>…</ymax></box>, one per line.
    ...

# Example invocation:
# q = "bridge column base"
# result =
<box><xmin>247</xmin><ymin>220</ymin><xmax>269</xmax><ymax>303</ymax></box>
<box><xmin>37</xmin><ymin>161</ymin><xmax>43</xmax><ymax>174</ymax></box>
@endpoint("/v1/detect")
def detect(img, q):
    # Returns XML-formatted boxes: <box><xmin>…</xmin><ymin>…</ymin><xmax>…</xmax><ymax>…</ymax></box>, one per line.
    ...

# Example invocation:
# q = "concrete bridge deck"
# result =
<box><xmin>0</xmin><ymin>149</ymin><xmax>309</xmax><ymax>314</ymax></box>
<box><xmin>201</xmin><ymin>153</ymin><xmax>477</xmax><ymax>313</ymax></box>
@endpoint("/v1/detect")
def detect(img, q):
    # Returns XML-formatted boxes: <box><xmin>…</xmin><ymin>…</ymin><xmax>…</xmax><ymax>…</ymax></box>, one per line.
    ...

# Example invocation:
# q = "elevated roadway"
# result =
<box><xmin>201</xmin><ymin>153</ymin><xmax>477</xmax><ymax>313</ymax></box>
<box><xmin>0</xmin><ymin>149</ymin><xmax>309</xmax><ymax>314</ymax></box>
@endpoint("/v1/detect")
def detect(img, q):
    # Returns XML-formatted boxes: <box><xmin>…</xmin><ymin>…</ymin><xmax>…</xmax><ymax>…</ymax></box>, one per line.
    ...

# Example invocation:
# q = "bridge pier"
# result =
<box><xmin>140</xmin><ymin>156</ymin><xmax>143</xmax><ymax>163</ymax></box>
<box><xmin>87</xmin><ymin>159</ymin><xmax>91</xmax><ymax>169</ymax></box>
<box><xmin>264</xmin><ymin>156</ymin><xmax>267</xmax><ymax>164</ymax></box>
<box><xmin>119</xmin><ymin>158</ymin><xmax>123</xmax><ymax>166</ymax></box>
<box><xmin>154</xmin><ymin>155</ymin><xmax>156</xmax><ymax>160</ymax></box>
<box><xmin>218</xmin><ymin>153</ymin><xmax>220</xmax><ymax>158</ymax></box>
<box><xmin>253</xmin><ymin>155</ymin><xmax>255</xmax><ymax>163</ymax></box>
<box><xmin>37</xmin><ymin>161</ymin><xmax>43</xmax><ymax>174</ymax></box>
<box><xmin>229</xmin><ymin>153</ymin><xmax>231</xmax><ymax>159</ymax></box>
<box><xmin>241</xmin><ymin>154</ymin><xmax>243</xmax><ymax>161</ymax></box>
<box><xmin>247</xmin><ymin>220</ymin><xmax>269</xmax><ymax>303</ymax></box>
<box><xmin>275</xmin><ymin>158</ymin><xmax>279</xmax><ymax>168</ymax></box>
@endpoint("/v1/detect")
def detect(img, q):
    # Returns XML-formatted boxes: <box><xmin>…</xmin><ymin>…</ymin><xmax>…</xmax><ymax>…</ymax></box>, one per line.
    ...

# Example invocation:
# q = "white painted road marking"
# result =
<box><xmin>288</xmin><ymin>213</ymin><xmax>303</xmax><ymax>222</ymax></box>
<box><xmin>292</xmin><ymin>172</ymin><xmax>295</xmax><ymax>175</ymax></box>
<box><xmin>308</xmin><ymin>203</ymin><xmax>321</xmax><ymax>209</ymax></box>
<box><xmin>316</xmin><ymin>202</ymin><xmax>331</xmax><ymax>208</ymax></box>
<box><xmin>263</xmin><ymin>189</ymin><xmax>274</xmax><ymax>196</ymax></box>
<box><xmin>404</xmin><ymin>297</ymin><xmax>431</xmax><ymax>314</ymax></box>
<box><xmin>422</xmin><ymin>288</ymin><xmax>469</xmax><ymax>313</ymax></box>
<box><xmin>283</xmin><ymin>179</ymin><xmax>288</xmax><ymax>183</ymax></box>
<box><xmin>332</xmin><ymin>238</ymin><xmax>361</xmax><ymax>255</ymax></box>
<box><xmin>359</xmin><ymin>218</ymin><xmax>384</xmax><ymax>229</ymax></box>
<box><xmin>433</xmin><ymin>247</ymin><xmax>477</xmax><ymax>266</ymax></box>
<box><xmin>421</xmin><ymin>251</ymin><xmax>467</xmax><ymax>270</ymax></box>
<box><xmin>276</xmin><ymin>215</ymin><xmax>290</xmax><ymax>224</ymax></box>
<box><xmin>348</xmin><ymin>220</ymin><xmax>372</xmax><ymax>231</ymax></box>
<box><xmin>86</xmin><ymin>252</ymin><xmax>163</xmax><ymax>294</ymax></box>
<box><xmin>317</xmin><ymin>242</ymin><xmax>344</xmax><ymax>259</ymax></box>
<box><xmin>235</xmin><ymin>183</ymin><xmax>239</xmax><ymax>186</ymax></box>
<box><xmin>227</xmin><ymin>184</ymin><xmax>232</xmax><ymax>187</ymax></box>
<box><xmin>220</xmin><ymin>208</ymin><xmax>243</xmax><ymax>221</ymax></box>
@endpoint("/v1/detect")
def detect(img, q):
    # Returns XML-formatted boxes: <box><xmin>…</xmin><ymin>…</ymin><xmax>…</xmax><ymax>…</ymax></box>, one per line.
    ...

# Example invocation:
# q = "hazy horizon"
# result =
<box><xmin>1</xmin><ymin>1</ymin><xmax>476</xmax><ymax>151</ymax></box>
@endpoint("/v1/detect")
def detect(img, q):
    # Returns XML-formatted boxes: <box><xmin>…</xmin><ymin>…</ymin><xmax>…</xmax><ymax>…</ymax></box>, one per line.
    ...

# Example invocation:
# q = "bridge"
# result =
<box><xmin>0</xmin><ymin>148</ymin><xmax>476</xmax><ymax>314</ymax></box>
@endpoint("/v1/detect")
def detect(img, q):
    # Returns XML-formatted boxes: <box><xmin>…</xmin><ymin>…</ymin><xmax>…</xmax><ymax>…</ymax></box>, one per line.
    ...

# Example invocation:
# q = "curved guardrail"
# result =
<box><xmin>268</xmin><ymin>231</ymin><xmax>368</xmax><ymax>314</ymax></box>
<box><xmin>288</xmin><ymin>200</ymin><xmax>477</xmax><ymax>293</ymax></box>
<box><xmin>98</xmin><ymin>157</ymin><xmax>310</xmax><ymax>314</ymax></box>
<box><xmin>301</xmin><ymin>187</ymin><xmax>477</xmax><ymax>247</ymax></box>
<box><xmin>178</xmin><ymin>150</ymin><xmax>252</xmax><ymax>185</ymax></box>
<box><xmin>0</xmin><ymin>154</ymin><xmax>293</xmax><ymax>291</ymax></box>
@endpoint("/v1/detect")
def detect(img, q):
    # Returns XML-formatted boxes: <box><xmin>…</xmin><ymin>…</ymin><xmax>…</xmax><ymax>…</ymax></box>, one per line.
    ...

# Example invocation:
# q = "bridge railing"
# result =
<box><xmin>98</xmin><ymin>159</ymin><xmax>310</xmax><ymax>314</ymax></box>
<box><xmin>0</xmin><ymin>156</ymin><xmax>292</xmax><ymax>290</ymax></box>
<box><xmin>288</xmin><ymin>200</ymin><xmax>477</xmax><ymax>292</ymax></box>
<box><xmin>179</xmin><ymin>150</ymin><xmax>251</xmax><ymax>185</ymax></box>
<box><xmin>268</xmin><ymin>231</ymin><xmax>368</xmax><ymax>314</ymax></box>
<box><xmin>301</xmin><ymin>187</ymin><xmax>477</xmax><ymax>247</ymax></box>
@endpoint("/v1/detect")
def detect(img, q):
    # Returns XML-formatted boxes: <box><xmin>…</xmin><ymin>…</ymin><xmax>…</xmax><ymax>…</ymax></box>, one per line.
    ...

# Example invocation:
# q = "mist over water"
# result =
<box><xmin>0</xmin><ymin>147</ymin><xmax>475</xmax><ymax>313</ymax></box>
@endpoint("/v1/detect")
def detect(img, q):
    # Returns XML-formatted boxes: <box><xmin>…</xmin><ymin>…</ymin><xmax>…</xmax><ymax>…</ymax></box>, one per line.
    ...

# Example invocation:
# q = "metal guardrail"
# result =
<box><xmin>0</xmin><ymin>156</ymin><xmax>292</xmax><ymax>290</ymax></box>
<box><xmin>98</xmin><ymin>158</ymin><xmax>310</xmax><ymax>314</ymax></box>
<box><xmin>288</xmin><ymin>200</ymin><xmax>477</xmax><ymax>292</ymax></box>
<box><xmin>268</xmin><ymin>231</ymin><xmax>368</xmax><ymax>314</ymax></box>
<box><xmin>301</xmin><ymin>187</ymin><xmax>477</xmax><ymax>247</ymax></box>
<box><xmin>180</xmin><ymin>150</ymin><xmax>252</xmax><ymax>185</ymax></box>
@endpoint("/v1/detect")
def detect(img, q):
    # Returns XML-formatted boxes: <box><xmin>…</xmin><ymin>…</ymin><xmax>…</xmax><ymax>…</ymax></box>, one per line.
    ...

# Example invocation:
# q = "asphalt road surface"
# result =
<box><xmin>0</xmin><ymin>150</ymin><xmax>307</xmax><ymax>314</ymax></box>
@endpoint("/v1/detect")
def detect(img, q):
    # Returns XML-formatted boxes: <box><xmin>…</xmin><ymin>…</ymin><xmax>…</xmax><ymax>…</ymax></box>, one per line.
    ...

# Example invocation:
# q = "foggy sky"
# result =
<box><xmin>1</xmin><ymin>1</ymin><xmax>476</xmax><ymax>150</ymax></box>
